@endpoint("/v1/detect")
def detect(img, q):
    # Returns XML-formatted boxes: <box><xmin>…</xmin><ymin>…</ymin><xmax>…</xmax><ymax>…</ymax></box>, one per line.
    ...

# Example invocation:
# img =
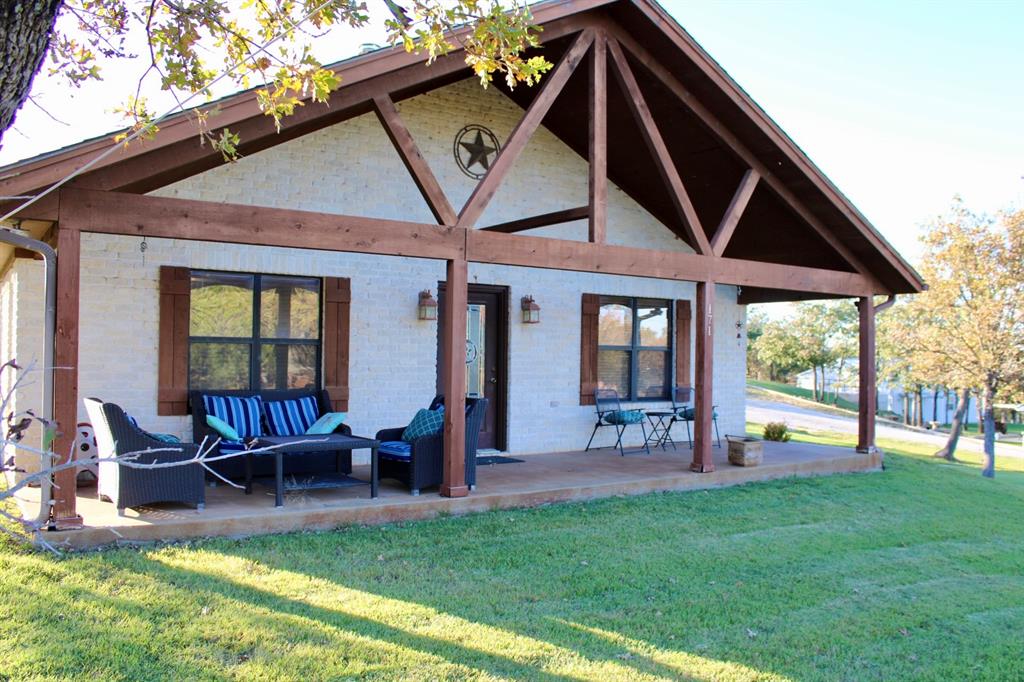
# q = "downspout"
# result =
<box><xmin>0</xmin><ymin>227</ymin><xmax>56</xmax><ymax>527</ymax></box>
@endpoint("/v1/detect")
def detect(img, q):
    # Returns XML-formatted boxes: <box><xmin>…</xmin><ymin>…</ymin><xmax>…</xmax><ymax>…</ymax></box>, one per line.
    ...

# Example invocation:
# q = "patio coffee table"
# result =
<box><xmin>247</xmin><ymin>434</ymin><xmax>379</xmax><ymax>507</ymax></box>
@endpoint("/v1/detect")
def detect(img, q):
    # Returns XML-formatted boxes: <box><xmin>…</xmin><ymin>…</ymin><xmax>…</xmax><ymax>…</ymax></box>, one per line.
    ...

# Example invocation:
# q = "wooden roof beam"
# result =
<box><xmin>606</xmin><ymin>36</ymin><xmax>712</xmax><ymax>256</ymax></box>
<box><xmin>480</xmin><ymin>205</ymin><xmax>589</xmax><ymax>233</ymax></box>
<box><xmin>710</xmin><ymin>168</ymin><xmax>759</xmax><ymax>256</ymax></box>
<box><xmin>457</xmin><ymin>28</ymin><xmax>595</xmax><ymax>228</ymax></box>
<box><xmin>603</xmin><ymin>22</ymin><xmax>878</xmax><ymax>282</ymax></box>
<box><xmin>588</xmin><ymin>31</ymin><xmax>608</xmax><ymax>243</ymax></box>
<box><xmin>372</xmin><ymin>94</ymin><xmax>457</xmax><ymax>226</ymax></box>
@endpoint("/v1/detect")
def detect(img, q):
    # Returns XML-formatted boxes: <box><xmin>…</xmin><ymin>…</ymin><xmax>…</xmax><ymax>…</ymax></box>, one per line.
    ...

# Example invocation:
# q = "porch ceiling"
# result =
<box><xmin>0</xmin><ymin>0</ymin><xmax>923</xmax><ymax>300</ymax></box>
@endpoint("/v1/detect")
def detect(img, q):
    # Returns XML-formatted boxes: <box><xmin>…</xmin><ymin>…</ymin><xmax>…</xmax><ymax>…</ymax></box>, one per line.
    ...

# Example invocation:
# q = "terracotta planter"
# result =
<box><xmin>726</xmin><ymin>436</ymin><xmax>763</xmax><ymax>467</ymax></box>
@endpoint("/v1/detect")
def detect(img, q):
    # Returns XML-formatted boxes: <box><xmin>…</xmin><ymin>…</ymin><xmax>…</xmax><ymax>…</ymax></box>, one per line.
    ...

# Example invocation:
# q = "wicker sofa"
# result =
<box><xmin>375</xmin><ymin>396</ymin><xmax>487</xmax><ymax>495</ymax></box>
<box><xmin>190</xmin><ymin>388</ymin><xmax>352</xmax><ymax>482</ymax></box>
<box><xmin>84</xmin><ymin>398</ymin><xmax>205</xmax><ymax>515</ymax></box>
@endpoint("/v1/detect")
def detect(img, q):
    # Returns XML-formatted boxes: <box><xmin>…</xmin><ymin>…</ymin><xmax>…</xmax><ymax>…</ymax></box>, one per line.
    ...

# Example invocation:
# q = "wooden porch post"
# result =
<box><xmin>856</xmin><ymin>296</ymin><xmax>877</xmax><ymax>453</ymax></box>
<box><xmin>51</xmin><ymin>226</ymin><xmax>82</xmax><ymax>527</ymax></box>
<box><xmin>691</xmin><ymin>280</ymin><xmax>715</xmax><ymax>473</ymax></box>
<box><xmin>441</xmin><ymin>258</ymin><xmax>469</xmax><ymax>497</ymax></box>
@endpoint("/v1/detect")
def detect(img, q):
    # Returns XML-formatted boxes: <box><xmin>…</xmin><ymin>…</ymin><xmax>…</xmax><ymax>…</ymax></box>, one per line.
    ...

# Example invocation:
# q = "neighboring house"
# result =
<box><xmin>0</xmin><ymin>0</ymin><xmax>924</xmax><ymax>527</ymax></box>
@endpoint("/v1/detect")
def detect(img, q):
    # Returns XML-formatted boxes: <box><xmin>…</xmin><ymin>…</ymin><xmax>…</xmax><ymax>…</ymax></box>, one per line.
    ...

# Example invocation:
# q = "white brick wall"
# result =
<box><xmin>6</xmin><ymin>77</ymin><xmax>747</xmax><ymax>462</ymax></box>
<box><xmin>1</xmin><ymin>259</ymin><xmax>46</xmax><ymax>475</ymax></box>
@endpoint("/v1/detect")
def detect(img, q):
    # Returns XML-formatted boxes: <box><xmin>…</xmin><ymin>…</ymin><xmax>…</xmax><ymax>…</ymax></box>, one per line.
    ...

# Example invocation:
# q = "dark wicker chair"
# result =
<box><xmin>376</xmin><ymin>396</ymin><xmax>487</xmax><ymax>495</ymax></box>
<box><xmin>190</xmin><ymin>388</ymin><xmax>352</xmax><ymax>482</ymax></box>
<box><xmin>84</xmin><ymin>398</ymin><xmax>205</xmax><ymax>516</ymax></box>
<box><xmin>585</xmin><ymin>388</ymin><xmax>650</xmax><ymax>456</ymax></box>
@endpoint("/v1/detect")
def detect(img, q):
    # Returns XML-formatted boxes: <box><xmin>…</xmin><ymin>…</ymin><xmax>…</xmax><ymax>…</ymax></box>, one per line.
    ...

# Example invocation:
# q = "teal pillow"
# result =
<box><xmin>150</xmin><ymin>433</ymin><xmax>182</xmax><ymax>443</ymax></box>
<box><xmin>401</xmin><ymin>408</ymin><xmax>445</xmax><ymax>442</ymax></box>
<box><xmin>206</xmin><ymin>414</ymin><xmax>240</xmax><ymax>441</ymax></box>
<box><xmin>306</xmin><ymin>412</ymin><xmax>347</xmax><ymax>435</ymax></box>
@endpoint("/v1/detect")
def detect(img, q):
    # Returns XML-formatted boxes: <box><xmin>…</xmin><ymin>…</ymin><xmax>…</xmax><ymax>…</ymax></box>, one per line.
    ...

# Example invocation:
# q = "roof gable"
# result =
<box><xmin>0</xmin><ymin>0</ymin><xmax>923</xmax><ymax>296</ymax></box>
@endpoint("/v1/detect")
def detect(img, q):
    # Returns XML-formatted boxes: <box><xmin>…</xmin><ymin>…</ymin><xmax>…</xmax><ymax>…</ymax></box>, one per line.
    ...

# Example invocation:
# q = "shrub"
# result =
<box><xmin>763</xmin><ymin>422</ymin><xmax>791</xmax><ymax>442</ymax></box>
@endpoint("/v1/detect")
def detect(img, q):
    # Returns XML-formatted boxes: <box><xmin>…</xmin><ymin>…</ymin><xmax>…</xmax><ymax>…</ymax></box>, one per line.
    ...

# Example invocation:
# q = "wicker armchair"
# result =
<box><xmin>376</xmin><ymin>396</ymin><xmax>487</xmax><ymax>495</ymax></box>
<box><xmin>84</xmin><ymin>398</ymin><xmax>205</xmax><ymax>515</ymax></box>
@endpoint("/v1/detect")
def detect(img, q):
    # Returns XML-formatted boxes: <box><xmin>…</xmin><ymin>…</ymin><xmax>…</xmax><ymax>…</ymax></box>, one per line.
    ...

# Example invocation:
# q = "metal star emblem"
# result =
<box><xmin>453</xmin><ymin>125</ymin><xmax>501</xmax><ymax>179</ymax></box>
<box><xmin>459</xmin><ymin>130</ymin><xmax>497</xmax><ymax>172</ymax></box>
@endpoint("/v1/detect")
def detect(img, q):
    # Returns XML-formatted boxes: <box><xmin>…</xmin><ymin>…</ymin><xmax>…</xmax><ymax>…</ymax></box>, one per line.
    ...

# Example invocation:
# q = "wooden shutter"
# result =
<box><xmin>675</xmin><ymin>300</ymin><xmax>692</xmax><ymax>390</ymax></box>
<box><xmin>580</xmin><ymin>293</ymin><xmax>600</xmax><ymax>405</ymax></box>
<box><xmin>323</xmin><ymin>277</ymin><xmax>351</xmax><ymax>411</ymax></box>
<box><xmin>157</xmin><ymin>266</ymin><xmax>191</xmax><ymax>415</ymax></box>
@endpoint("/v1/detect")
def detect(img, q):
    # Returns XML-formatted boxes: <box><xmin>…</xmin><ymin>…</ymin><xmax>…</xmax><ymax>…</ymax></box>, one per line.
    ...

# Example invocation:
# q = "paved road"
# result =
<box><xmin>748</xmin><ymin>396</ymin><xmax>1024</xmax><ymax>459</ymax></box>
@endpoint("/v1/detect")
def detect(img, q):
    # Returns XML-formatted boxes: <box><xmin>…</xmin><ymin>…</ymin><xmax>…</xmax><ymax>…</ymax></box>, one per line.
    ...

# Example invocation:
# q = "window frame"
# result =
<box><xmin>597</xmin><ymin>296</ymin><xmax>674</xmax><ymax>401</ymax></box>
<box><xmin>187</xmin><ymin>269</ymin><xmax>324</xmax><ymax>393</ymax></box>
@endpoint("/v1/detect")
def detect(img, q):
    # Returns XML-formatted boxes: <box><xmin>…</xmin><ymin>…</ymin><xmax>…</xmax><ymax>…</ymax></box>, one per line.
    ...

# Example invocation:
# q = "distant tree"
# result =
<box><xmin>751</xmin><ymin>316</ymin><xmax>803</xmax><ymax>384</ymax></box>
<box><xmin>898</xmin><ymin>201</ymin><xmax>1024</xmax><ymax>475</ymax></box>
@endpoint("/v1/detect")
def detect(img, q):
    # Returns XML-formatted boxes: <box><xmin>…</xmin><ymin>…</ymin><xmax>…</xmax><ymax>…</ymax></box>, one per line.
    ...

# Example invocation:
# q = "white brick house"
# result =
<box><xmin>0</xmin><ymin>0</ymin><xmax>923</xmax><ymax>525</ymax></box>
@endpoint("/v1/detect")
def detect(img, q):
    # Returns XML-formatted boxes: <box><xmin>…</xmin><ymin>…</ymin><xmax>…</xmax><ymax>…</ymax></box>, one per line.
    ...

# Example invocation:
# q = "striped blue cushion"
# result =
<box><xmin>218</xmin><ymin>439</ymin><xmax>250</xmax><ymax>454</ymax></box>
<box><xmin>202</xmin><ymin>395</ymin><xmax>264</xmax><ymax>439</ymax></box>
<box><xmin>264</xmin><ymin>396</ymin><xmax>320</xmax><ymax>436</ymax></box>
<box><xmin>379</xmin><ymin>440</ymin><xmax>412</xmax><ymax>460</ymax></box>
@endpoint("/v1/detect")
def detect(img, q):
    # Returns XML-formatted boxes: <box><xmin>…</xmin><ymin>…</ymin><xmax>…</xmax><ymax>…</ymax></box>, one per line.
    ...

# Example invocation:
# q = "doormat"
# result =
<box><xmin>476</xmin><ymin>455</ymin><xmax>525</xmax><ymax>465</ymax></box>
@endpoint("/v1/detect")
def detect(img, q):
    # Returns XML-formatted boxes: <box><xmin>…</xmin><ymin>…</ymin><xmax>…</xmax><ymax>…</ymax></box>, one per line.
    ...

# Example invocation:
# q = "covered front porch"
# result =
<box><xmin>29</xmin><ymin>441</ymin><xmax>880</xmax><ymax>550</ymax></box>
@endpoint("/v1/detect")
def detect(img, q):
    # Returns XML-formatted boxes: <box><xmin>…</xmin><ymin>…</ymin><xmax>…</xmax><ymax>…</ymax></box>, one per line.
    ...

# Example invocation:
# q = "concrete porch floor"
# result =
<box><xmin>29</xmin><ymin>441</ymin><xmax>881</xmax><ymax>550</ymax></box>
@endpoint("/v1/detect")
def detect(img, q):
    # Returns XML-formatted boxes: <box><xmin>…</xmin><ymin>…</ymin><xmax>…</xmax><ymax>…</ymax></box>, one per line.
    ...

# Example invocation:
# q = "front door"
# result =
<box><xmin>437</xmin><ymin>284</ymin><xmax>508</xmax><ymax>451</ymax></box>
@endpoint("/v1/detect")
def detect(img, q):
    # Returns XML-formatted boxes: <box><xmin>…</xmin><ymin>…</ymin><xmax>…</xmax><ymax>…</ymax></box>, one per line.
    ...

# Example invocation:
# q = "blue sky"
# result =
<box><xmin>2</xmin><ymin>0</ymin><xmax>1021</xmax><ymax>264</ymax></box>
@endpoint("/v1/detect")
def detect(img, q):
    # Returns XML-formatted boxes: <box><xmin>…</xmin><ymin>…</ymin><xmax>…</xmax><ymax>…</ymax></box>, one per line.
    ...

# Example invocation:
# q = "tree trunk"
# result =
<box><xmin>932</xmin><ymin>386</ymin><xmax>939</xmax><ymax>423</ymax></box>
<box><xmin>916</xmin><ymin>387</ymin><xmax>924</xmax><ymax>427</ymax></box>
<box><xmin>812</xmin><ymin>366</ymin><xmax>820</xmax><ymax>402</ymax></box>
<box><xmin>976</xmin><ymin>399</ymin><xmax>985</xmax><ymax>437</ymax></box>
<box><xmin>902</xmin><ymin>392</ymin><xmax>910</xmax><ymax>425</ymax></box>
<box><xmin>936</xmin><ymin>388</ymin><xmax>970</xmax><ymax>461</ymax></box>
<box><xmin>981</xmin><ymin>379</ymin><xmax>996</xmax><ymax>478</ymax></box>
<box><xmin>0</xmin><ymin>1</ymin><xmax>63</xmax><ymax>144</ymax></box>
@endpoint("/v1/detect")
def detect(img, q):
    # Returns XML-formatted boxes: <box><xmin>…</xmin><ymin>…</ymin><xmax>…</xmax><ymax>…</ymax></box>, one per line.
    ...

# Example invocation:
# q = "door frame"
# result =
<box><xmin>437</xmin><ymin>282</ymin><xmax>509</xmax><ymax>451</ymax></box>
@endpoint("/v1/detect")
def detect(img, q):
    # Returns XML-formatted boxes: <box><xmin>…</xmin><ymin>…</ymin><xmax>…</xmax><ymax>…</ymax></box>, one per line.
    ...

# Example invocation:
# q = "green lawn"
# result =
<box><xmin>938</xmin><ymin>422</ymin><xmax>1024</xmax><ymax>436</ymax></box>
<box><xmin>748</xmin><ymin>378</ymin><xmax>860</xmax><ymax>412</ymax></box>
<box><xmin>2</xmin><ymin>431</ymin><xmax>1024</xmax><ymax>681</ymax></box>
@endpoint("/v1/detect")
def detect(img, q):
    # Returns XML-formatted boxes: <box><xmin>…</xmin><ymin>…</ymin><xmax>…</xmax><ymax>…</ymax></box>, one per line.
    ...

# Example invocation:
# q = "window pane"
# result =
<box><xmin>260</xmin><ymin>344</ymin><xmax>318</xmax><ymax>390</ymax></box>
<box><xmin>599</xmin><ymin>300</ymin><xmax>632</xmax><ymax>346</ymax></box>
<box><xmin>190</xmin><ymin>343</ymin><xmax>251</xmax><ymax>390</ymax></box>
<box><xmin>190</xmin><ymin>272</ymin><xmax>254</xmax><ymax>337</ymax></box>
<box><xmin>637</xmin><ymin>351</ymin><xmax>670</xmax><ymax>399</ymax></box>
<box><xmin>638</xmin><ymin>299</ymin><xmax>669</xmax><ymax>347</ymax></box>
<box><xmin>260</xmin><ymin>276</ymin><xmax>320</xmax><ymax>339</ymax></box>
<box><xmin>598</xmin><ymin>350</ymin><xmax>631</xmax><ymax>398</ymax></box>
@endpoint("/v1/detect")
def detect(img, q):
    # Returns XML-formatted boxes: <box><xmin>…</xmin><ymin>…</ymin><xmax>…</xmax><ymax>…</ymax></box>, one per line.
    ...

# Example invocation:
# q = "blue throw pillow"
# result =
<box><xmin>150</xmin><ymin>433</ymin><xmax>182</xmax><ymax>444</ymax></box>
<box><xmin>264</xmin><ymin>395</ymin><xmax>320</xmax><ymax>436</ymax></box>
<box><xmin>401</xmin><ymin>408</ymin><xmax>445</xmax><ymax>442</ymax></box>
<box><xmin>206</xmin><ymin>414</ymin><xmax>240</xmax><ymax>441</ymax></box>
<box><xmin>202</xmin><ymin>394</ymin><xmax>263</xmax><ymax>438</ymax></box>
<box><xmin>306</xmin><ymin>412</ymin><xmax>347</xmax><ymax>435</ymax></box>
<box><xmin>604</xmin><ymin>409</ymin><xmax>645</xmax><ymax>425</ymax></box>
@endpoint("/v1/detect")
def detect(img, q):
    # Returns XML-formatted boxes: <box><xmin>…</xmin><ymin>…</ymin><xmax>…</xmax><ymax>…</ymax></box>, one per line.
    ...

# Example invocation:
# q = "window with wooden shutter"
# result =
<box><xmin>323</xmin><ymin>277</ymin><xmax>351</xmax><ymax>411</ymax></box>
<box><xmin>580</xmin><ymin>293</ymin><xmax>600</xmax><ymax>405</ymax></box>
<box><xmin>157</xmin><ymin>266</ymin><xmax>190</xmax><ymax>415</ymax></box>
<box><xmin>676</xmin><ymin>299</ymin><xmax>692</xmax><ymax>390</ymax></box>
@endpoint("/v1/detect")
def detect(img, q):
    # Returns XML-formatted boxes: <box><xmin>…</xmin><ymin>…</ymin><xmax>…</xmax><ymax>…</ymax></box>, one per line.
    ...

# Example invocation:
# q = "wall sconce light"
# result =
<box><xmin>418</xmin><ymin>290</ymin><xmax>438</xmax><ymax>321</ymax></box>
<box><xmin>521</xmin><ymin>295</ymin><xmax>541</xmax><ymax>324</ymax></box>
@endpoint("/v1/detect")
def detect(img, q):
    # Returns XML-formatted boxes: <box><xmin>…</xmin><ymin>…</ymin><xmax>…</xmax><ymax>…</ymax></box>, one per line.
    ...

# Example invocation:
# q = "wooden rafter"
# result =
<box><xmin>59</xmin><ymin>188</ymin><xmax>465</xmax><ymax>261</ymax></box>
<box><xmin>710</xmin><ymin>169</ymin><xmax>759</xmax><ymax>257</ymax></box>
<box><xmin>605</xmin><ymin>23</ymin><xmax>876</xmax><ymax>280</ymax></box>
<box><xmin>60</xmin><ymin>188</ymin><xmax>877</xmax><ymax>298</ymax></box>
<box><xmin>467</xmin><ymin>229</ymin><xmax>874</xmax><ymax>297</ymax></box>
<box><xmin>480</xmin><ymin>205</ymin><xmax>589</xmax><ymax>234</ymax></box>
<box><xmin>606</xmin><ymin>37</ymin><xmax>712</xmax><ymax>256</ymax></box>
<box><xmin>588</xmin><ymin>31</ymin><xmax>608</xmax><ymax>243</ymax></box>
<box><xmin>457</xmin><ymin>29</ymin><xmax>595</xmax><ymax>228</ymax></box>
<box><xmin>372</xmin><ymin>95</ymin><xmax>457</xmax><ymax>226</ymax></box>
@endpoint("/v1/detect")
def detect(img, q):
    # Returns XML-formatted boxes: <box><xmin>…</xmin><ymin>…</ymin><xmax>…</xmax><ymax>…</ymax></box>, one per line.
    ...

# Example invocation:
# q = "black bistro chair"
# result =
<box><xmin>585</xmin><ymin>389</ymin><xmax>650</xmax><ymax>456</ymax></box>
<box><xmin>670</xmin><ymin>386</ymin><xmax>722</xmax><ymax>448</ymax></box>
